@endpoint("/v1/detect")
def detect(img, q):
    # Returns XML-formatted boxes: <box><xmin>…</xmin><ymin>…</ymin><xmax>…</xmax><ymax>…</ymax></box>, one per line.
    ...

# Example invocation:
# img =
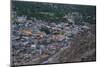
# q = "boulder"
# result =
<box><xmin>51</xmin><ymin>34</ymin><xmax>65</xmax><ymax>41</ymax></box>
<box><xmin>34</xmin><ymin>32</ymin><xmax>46</xmax><ymax>39</ymax></box>
<box><xmin>21</xmin><ymin>29</ymin><xmax>32</xmax><ymax>36</ymax></box>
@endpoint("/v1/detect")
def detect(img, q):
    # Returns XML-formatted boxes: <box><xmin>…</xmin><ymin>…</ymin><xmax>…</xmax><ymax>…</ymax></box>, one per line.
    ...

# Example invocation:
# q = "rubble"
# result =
<box><xmin>11</xmin><ymin>1</ymin><xmax>96</xmax><ymax>65</ymax></box>
<box><xmin>12</xmin><ymin>12</ymin><xmax>95</xmax><ymax>65</ymax></box>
